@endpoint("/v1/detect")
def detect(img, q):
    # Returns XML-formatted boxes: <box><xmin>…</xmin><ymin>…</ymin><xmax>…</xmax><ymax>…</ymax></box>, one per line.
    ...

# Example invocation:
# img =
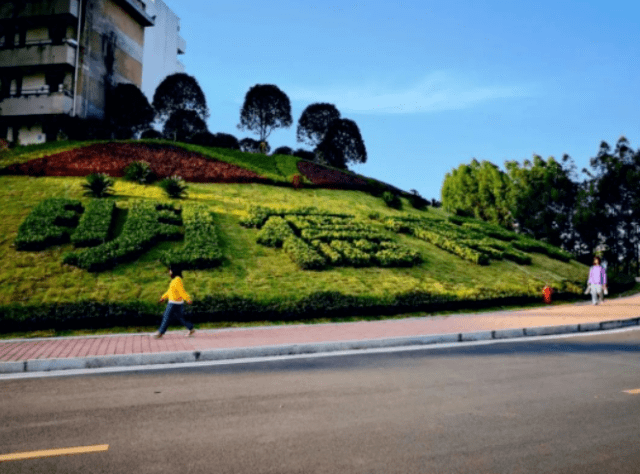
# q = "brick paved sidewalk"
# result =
<box><xmin>2</xmin><ymin>294</ymin><xmax>639</xmax><ymax>364</ymax></box>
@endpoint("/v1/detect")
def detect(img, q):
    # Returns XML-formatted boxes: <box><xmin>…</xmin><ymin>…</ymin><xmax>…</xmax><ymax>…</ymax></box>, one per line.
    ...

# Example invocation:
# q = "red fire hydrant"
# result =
<box><xmin>542</xmin><ymin>285</ymin><xmax>553</xmax><ymax>304</ymax></box>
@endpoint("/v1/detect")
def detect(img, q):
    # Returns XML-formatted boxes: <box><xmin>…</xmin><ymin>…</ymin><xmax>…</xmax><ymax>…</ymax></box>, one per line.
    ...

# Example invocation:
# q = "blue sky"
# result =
<box><xmin>164</xmin><ymin>0</ymin><xmax>640</xmax><ymax>200</ymax></box>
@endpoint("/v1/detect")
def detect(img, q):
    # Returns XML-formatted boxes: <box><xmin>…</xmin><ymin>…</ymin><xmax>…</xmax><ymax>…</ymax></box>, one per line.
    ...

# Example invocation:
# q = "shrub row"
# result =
<box><xmin>14</xmin><ymin>198</ymin><xmax>83</xmax><ymax>250</ymax></box>
<box><xmin>162</xmin><ymin>205</ymin><xmax>223</xmax><ymax>269</ymax></box>
<box><xmin>256</xmin><ymin>216</ymin><xmax>295</xmax><ymax>247</ymax></box>
<box><xmin>63</xmin><ymin>201</ymin><xmax>182</xmax><ymax>272</ymax></box>
<box><xmin>330</xmin><ymin>239</ymin><xmax>372</xmax><ymax>266</ymax></box>
<box><xmin>502</xmin><ymin>247</ymin><xmax>532</xmax><ymax>265</ymax></box>
<box><xmin>300</xmin><ymin>228</ymin><xmax>390</xmax><ymax>242</ymax></box>
<box><xmin>240</xmin><ymin>206</ymin><xmax>354</xmax><ymax>228</ymax></box>
<box><xmin>374</xmin><ymin>242</ymin><xmax>422</xmax><ymax>267</ymax></box>
<box><xmin>462</xmin><ymin>222</ymin><xmax>518</xmax><ymax>242</ymax></box>
<box><xmin>310</xmin><ymin>240</ymin><xmax>344</xmax><ymax>265</ymax></box>
<box><xmin>71</xmin><ymin>200</ymin><xmax>116</xmax><ymax>248</ymax></box>
<box><xmin>283</xmin><ymin>236</ymin><xmax>326</xmax><ymax>269</ymax></box>
<box><xmin>412</xmin><ymin>226</ymin><xmax>489</xmax><ymax>265</ymax></box>
<box><xmin>0</xmin><ymin>284</ymin><xmax>591</xmax><ymax>333</ymax></box>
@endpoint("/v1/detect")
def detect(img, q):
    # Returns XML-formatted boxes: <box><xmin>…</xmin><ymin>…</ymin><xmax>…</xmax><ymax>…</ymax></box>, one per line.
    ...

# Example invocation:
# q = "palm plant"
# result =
<box><xmin>124</xmin><ymin>161</ymin><xmax>155</xmax><ymax>184</ymax></box>
<box><xmin>159</xmin><ymin>175</ymin><xmax>188</xmax><ymax>199</ymax></box>
<box><xmin>82</xmin><ymin>173</ymin><xmax>115</xmax><ymax>198</ymax></box>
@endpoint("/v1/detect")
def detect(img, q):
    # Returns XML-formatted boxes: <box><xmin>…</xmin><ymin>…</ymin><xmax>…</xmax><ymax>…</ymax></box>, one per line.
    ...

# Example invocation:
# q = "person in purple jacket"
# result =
<box><xmin>587</xmin><ymin>256</ymin><xmax>608</xmax><ymax>305</ymax></box>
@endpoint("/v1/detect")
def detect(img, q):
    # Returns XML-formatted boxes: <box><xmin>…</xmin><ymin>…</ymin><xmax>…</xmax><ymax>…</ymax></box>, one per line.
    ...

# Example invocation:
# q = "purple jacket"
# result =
<box><xmin>588</xmin><ymin>265</ymin><xmax>607</xmax><ymax>285</ymax></box>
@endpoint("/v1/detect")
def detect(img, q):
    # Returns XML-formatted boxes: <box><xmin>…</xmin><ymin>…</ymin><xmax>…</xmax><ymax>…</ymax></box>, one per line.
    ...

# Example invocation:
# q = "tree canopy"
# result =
<box><xmin>315</xmin><ymin>118</ymin><xmax>367</xmax><ymax>169</ymax></box>
<box><xmin>239</xmin><ymin>137</ymin><xmax>270</xmax><ymax>154</ymax></box>
<box><xmin>163</xmin><ymin>109</ymin><xmax>207</xmax><ymax>142</ymax></box>
<box><xmin>296</xmin><ymin>103</ymin><xmax>340</xmax><ymax>148</ymax></box>
<box><xmin>153</xmin><ymin>73</ymin><xmax>209</xmax><ymax>123</ymax></box>
<box><xmin>237</xmin><ymin>84</ymin><xmax>292</xmax><ymax>142</ymax></box>
<box><xmin>108</xmin><ymin>83</ymin><xmax>154</xmax><ymax>138</ymax></box>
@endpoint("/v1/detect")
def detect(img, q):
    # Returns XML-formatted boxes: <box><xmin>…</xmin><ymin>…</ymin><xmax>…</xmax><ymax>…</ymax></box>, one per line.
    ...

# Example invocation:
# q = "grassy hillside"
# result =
<box><xmin>0</xmin><ymin>140</ymin><xmax>593</xmax><ymax>334</ymax></box>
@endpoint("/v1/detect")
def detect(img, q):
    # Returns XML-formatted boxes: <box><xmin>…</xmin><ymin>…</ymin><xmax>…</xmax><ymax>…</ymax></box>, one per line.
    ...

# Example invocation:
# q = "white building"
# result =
<box><xmin>140</xmin><ymin>0</ymin><xmax>185</xmax><ymax>102</ymax></box>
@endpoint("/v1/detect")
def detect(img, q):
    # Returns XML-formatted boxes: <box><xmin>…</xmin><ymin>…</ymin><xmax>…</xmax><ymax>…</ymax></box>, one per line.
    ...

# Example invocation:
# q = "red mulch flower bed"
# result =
<box><xmin>2</xmin><ymin>143</ymin><xmax>269</xmax><ymax>183</ymax></box>
<box><xmin>297</xmin><ymin>161</ymin><xmax>369</xmax><ymax>189</ymax></box>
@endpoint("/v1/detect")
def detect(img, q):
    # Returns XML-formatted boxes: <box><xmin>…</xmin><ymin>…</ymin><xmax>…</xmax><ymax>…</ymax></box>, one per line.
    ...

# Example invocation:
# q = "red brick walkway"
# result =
<box><xmin>1</xmin><ymin>296</ymin><xmax>639</xmax><ymax>363</ymax></box>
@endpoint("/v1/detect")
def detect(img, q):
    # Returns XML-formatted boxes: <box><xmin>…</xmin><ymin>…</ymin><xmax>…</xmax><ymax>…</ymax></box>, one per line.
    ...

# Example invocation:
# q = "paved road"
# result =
<box><xmin>2</xmin><ymin>328</ymin><xmax>640</xmax><ymax>473</ymax></box>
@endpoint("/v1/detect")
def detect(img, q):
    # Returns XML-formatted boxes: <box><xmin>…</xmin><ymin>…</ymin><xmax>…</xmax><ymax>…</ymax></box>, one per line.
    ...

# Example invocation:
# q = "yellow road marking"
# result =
<box><xmin>623</xmin><ymin>389</ymin><xmax>640</xmax><ymax>394</ymax></box>
<box><xmin>0</xmin><ymin>444</ymin><xmax>108</xmax><ymax>462</ymax></box>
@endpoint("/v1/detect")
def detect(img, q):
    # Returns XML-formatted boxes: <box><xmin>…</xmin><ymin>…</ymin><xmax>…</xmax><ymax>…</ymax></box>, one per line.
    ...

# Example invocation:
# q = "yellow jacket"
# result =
<box><xmin>161</xmin><ymin>277</ymin><xmax>192</xmax><ymax>303</ymax></box>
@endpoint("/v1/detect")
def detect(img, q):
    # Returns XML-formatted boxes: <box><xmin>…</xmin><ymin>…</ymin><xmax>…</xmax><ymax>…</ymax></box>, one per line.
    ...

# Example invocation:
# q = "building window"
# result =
<box><xmin>1</xmin><ymin>25</ymin><xmax>15</xmax><ymax>49</ymax></box>
<box><xmin>49</xmin><ymin>23</ymin><xmax>65</xmax><ymax>45</ymax></box>
<box><xmin>45</xmin><ymin>72</ymin><xmax>64</xmax><ymax>93</ymax></box>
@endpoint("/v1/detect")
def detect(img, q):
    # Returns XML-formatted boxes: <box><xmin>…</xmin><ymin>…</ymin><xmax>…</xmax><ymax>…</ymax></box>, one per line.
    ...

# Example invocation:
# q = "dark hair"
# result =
<box><xmin>593</xmin><ymin>256</ymin><xmax>601</xmax><ymax>265</ymax></box>
<box><xmin>169</xmin><ymin>265</ymin><xmax>183</xmax><ymax>278</ymax></box>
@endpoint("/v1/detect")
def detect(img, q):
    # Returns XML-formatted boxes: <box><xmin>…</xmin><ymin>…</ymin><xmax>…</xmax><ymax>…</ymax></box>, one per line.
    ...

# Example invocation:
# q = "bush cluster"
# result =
<box><xmin>63</xmin><ymin>201</ymin><xmax>182</xmax><ymax>272</ymax></box>
<box><xmin>71</xmin><ymin>200</ymin><xmax>116</xmax><ymax>247</ymax></box>
<box><xmin>15</xmin><ymin>198</ymin><xmax>83</xmax><ymax>250</ymax></box>
<box><xmin>159</xmin><ymin>175</ymin><xmax>188</xmax><ymax>199</ymax></box>
<box><xmin>240</xmin><ymin>206</ymin><xmax>353</xmax><ymax>228</ymax></box>
<box><xmin>300</xmin><ymin>228</ymin><xmax>389</xmax><ymax>243</ymax></box>
<box><xmin>124</xmin><ymin>161</ymin><xmax>155</xmax><ymax>184</ymax></box>
<box><xmin>0</xmin><ymin>281</ymin><xmax>590</xmax><ymax>333</ymax></box>
<box><xmin>382</xmin><ymin>191</ymin><xmax>402</xmax><ymax>209</ymax></box>
<box><xmin>283</xmin><ymin>236</ymin><xmax>326</xmax><ymax>269</ymax></box>
<box><xmin>412</xmin><ymin>227</ymin><xmax>489</xmax><ymax>265</ymax></box>
<box><xmin>82</xmin><ymin>173</ymin><xmax>115</xmax><ymax>198</ymax></box>
<box><xmin>256</xmin><ymin>216</ymin><xmax>295</xmax><ymax>247</ymax></box>
<box><xmin>329</xmin><ymin>240</ymin><xmax>372</xmax><ymax>266</ymax></box>
<box><xmin>161</xmin><ymin>205</ymin><xmax>223</xmax><ymax>269</ymax></box>
<box><xmin>375</xmin><ymin>242</ymin><xmax>422</xmax><ymax>267</ymax></box>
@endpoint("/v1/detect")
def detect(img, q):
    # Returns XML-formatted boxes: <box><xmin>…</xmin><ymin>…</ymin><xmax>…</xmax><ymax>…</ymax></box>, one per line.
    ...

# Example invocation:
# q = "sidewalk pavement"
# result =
<box><xmin>2</xmin><ymin>294</ymin><xmax>640</xmax><ymax>375</ymax></box>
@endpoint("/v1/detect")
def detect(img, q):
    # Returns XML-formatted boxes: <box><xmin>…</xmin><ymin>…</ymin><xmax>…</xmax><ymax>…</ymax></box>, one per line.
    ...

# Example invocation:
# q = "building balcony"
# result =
<box><xmin>0</xmin><ymin>41</ymin><xmax>77</xmax><ymax>69</ymax></box>
<box><xmin>177</xmin><ymin>35</ymin><xmax>186</xmax><ymax>55</ymax></box>
<box><xmin>0</xmin><ymin>0</ymin><xmax>80</xmax><ymax>20</ymax></box>
<box><xmin>0</xmin><ymin>88</ymin><xmax>73</xmax><ymax>116</ymax></box>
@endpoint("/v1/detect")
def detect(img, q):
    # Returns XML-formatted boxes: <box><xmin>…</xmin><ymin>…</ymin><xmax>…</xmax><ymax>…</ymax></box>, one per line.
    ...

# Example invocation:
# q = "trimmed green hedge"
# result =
<box><xmin>310</xmin><ymin>239</ymin><xmax>344</xmax><ymax>265</ymax></box>
<box><xmin>63</xmin><ymin>201</ymin><xmax>182</xmax><ymax>272</ymax></box>
<box><xmin>256</xmin><ymin>216</ymin><xmax>295</xmax><ymax>247</ymax></box>
<box><xmin>0</xmin><ymin>285</ymin><xmax>590</xmax><ymax>333</ymax></box>
<box><xmin>413</xmin><ymin>227</ymin><xmax>489</xmax><ymax>265</ymax></box>
<box><xmin>330</xmin><ymin>239</ymin><xmax>372</xmax><ymax>266</ymax></box>
<box><xmin>283</xmin><ymin>236</ymin><xmax>327</xmax><ymax>269</ymax></box>
<box><xmin>162</xmin><ymin>205</ymin><xmax>223</xmax><ymax>269</ymax></box>
<box><xmin>14</xmin><ymin>198</ymin><xmax>83</xmax><ymax>250</ymax></box>
<box><xmin>71</xmin><ymin>200</ymin><xmax>116</xmax><ymax>247</ymax></box>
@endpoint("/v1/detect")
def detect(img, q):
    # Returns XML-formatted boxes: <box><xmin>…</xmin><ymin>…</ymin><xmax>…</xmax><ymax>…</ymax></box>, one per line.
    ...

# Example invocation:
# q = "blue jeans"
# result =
<box><xmin>158</xmin><ymin>303</ymin><xmax>193</xmax><ymax>334</ymax></box>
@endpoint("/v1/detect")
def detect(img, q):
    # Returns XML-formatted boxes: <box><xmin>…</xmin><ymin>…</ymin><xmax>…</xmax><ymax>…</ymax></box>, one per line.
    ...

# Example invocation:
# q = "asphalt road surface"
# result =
<box><xmin>2</xmin><ymin>329</ymin><xmax>640</xmax><ymax>474</ymax></box>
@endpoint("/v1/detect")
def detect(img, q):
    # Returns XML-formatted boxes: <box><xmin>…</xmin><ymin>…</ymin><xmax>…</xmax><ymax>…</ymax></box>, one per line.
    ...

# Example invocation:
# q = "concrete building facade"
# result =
<box><xmin>0</xmin><ymin>0</ymin><xmax>154</xmax><ymax>145</ymax></box>
<box><xmin>140</xmin><ymin>0</ymin><xmax>185</xmax><ymax>102</ymax></box>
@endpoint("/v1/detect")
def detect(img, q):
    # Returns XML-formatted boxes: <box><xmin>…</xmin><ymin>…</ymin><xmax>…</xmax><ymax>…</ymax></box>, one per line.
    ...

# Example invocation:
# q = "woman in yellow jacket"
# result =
<box><xmin>152</xmin><ymin>265</ymin><xmax>195</xmax><ymax>338</ymax></box>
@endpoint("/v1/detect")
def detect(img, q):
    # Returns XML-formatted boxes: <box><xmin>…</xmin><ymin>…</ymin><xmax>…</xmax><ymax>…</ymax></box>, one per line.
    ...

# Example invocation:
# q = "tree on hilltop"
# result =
<box><xmin>108</xmin><ymin>83</ymin><xmax>154</xmax><ymax>139</ymax></box>
<box><xmin>163</xmin><ymin>109</ymin><xmax>207</xmax><ymax>142</ymax></box>
<box><xmin>240</xmin><ymin>138</ymin><xmax>270</xmax><ymax>154</ymax></box>
<box><xmin>153</xmin><ymin>73</ymin><xmax>209</xmax><ymax>123</ymax></box>
<box><xmin>315</xmin><ymin>118</ymin><xmax>367</xmax><ymax>169</ymax></box>
<box><xmin>296</xmin><ymin>103</ymin><xmax>341</xmax><ymax>149</ymax></box>
<box><xmin>237</xmin><ymin>84</ymin><xmax>292</xmax><ymax>143</ymax></box>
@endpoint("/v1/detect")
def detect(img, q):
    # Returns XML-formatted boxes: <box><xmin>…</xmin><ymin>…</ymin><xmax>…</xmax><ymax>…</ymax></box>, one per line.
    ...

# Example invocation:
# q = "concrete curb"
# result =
<box><xmin>1</xmin><ymin>318</ymin><xmax>639</xmax><ymax>375</ymax></box>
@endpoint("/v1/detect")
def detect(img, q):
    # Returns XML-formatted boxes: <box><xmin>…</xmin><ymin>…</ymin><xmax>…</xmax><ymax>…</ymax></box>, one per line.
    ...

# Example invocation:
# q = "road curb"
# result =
<box><xmin>1</xmin><ymin>318</ymin><xmax>639</xmax><ymax>375</ymax></box>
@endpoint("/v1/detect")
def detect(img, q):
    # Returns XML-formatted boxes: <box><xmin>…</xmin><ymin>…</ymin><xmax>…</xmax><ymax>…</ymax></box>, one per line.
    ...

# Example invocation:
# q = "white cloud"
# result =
<box><xmin>286</xmin><ymin>72</ymin><xmax>533</xmax><ymax>114</ymax></box>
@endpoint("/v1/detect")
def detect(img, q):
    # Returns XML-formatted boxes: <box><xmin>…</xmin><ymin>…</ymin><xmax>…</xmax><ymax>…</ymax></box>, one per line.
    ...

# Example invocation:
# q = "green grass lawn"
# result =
<box><xmin>0</xmin><ymin>139</ymin><xmax>604</xmax><ymax>336</ymax></box>
<box><xmin>1</xmin><ymin>174</ymin><xmax>587</xmax><ymax>307</ymax></box>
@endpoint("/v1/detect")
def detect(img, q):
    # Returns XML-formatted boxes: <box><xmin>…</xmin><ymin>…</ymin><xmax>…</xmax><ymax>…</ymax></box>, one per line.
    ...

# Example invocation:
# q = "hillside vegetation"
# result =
<box><xmin>0</xmin><ymin>140</ymin><xmax>592</xmax><ymax>333</ymax></box>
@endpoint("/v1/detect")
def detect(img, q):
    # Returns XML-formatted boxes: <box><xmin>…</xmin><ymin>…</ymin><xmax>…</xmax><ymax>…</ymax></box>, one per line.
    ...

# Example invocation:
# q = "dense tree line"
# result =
<box><xmin>441</xmin><ymin>137</ymin><xmax>640</xmax><ymax>275</ymax></box>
